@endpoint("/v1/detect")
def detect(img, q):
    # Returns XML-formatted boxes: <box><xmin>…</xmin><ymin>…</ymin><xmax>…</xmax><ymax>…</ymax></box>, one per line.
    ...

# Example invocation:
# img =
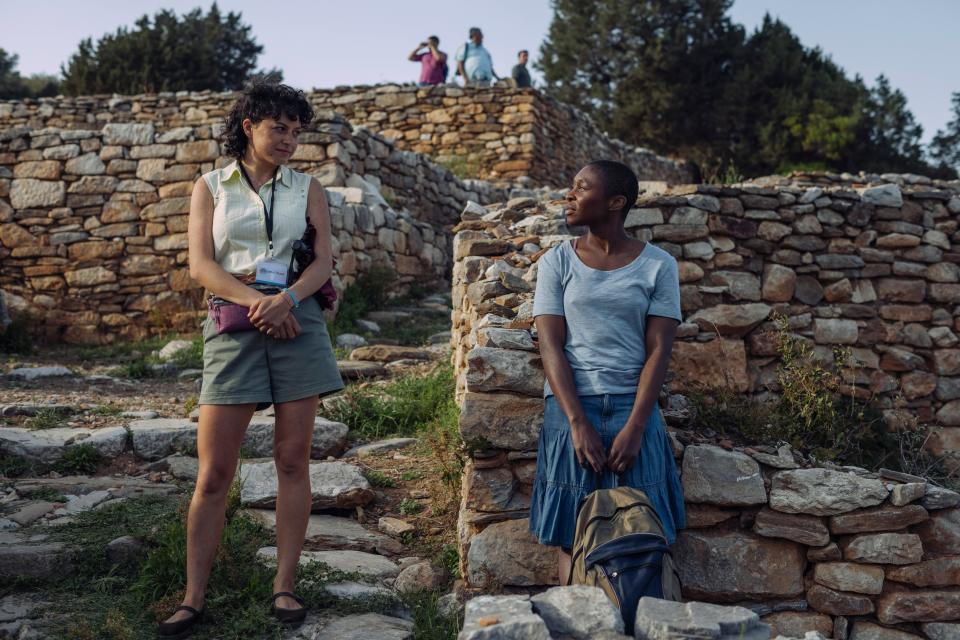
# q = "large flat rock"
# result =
<box><xmin>240</xmin><ymin>460</ymin><xmax>374</xmax><ymax>511</ymax></box>
<box><xmin>464</xmin><ymin>347</ymin><xmax>544</xmax><ymax>397</ymax></box>
<box><xmin>633</xmin><ymin>598</ymin><xmax>770</xmax><ymax>640</ymax></box>
<box><xmin>466</xmin><ymin>518</ymin><xmax>558</xmax><ymax>587</ymax></box>
<box><xmin>460</xmin><ymin>594</ymin><xmax>551</xmax><ymax>640</ymax></box>
<box><xmin>247</xmin><ymin>510</ymin><xmax>402</xmax><ymax>555</ymax></box>
<box><xmin>256</xmin><ymin>547</ymin><xmax>399</xmax><ymax>579</ymax></box>
<box><xmin>674</xmin><ymin>529</ymin><xmax>805</xmax><ymax>602</ymax></box>
<box><xmin>682</xmin><ymin>445</ymin><xmax>767</xmax><ymax>506</ymax></box>
<box><xmin>459</xmin><ymin>391</ymin><xmax>543</xmax><ymax>450</ymax></box>
<box><xmin>531</xmin><ymin>585</ymin><xmax>625</xmax><ymax>638</ymax></box>
<box><xmin>769</xmin><ymin>469</ymin><xmax>888</xmax><ymax>516</ymax></box>
<box><xmin>0</xmin><ymin>426</ymin><xmax>127</xmax><ymax>464</ymax></box>
<box><xmin>312</xmin><ymin>613</ymin><xmax>413</xmax><ymax>640</ymax></box>
<box><xmin>129</xmin><ymin>416</ymin><xmax>348</xmax><ymax>460</ymax></box>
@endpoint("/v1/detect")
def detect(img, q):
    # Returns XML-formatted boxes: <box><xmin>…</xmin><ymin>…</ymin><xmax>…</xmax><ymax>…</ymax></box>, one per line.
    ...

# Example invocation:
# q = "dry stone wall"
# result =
<box><xmin>0</xmin><ymin>113</ymin><xmax>510</xmax><ymax>343</ymax></box>
<box><xmin>0</xmin><ymin>85</ymin><xmax>694</xmax><ymax>187</ymax></box>
<box><xmin>450</xmin><ymin>187</ymin><xmax>960</xmax><ymax>638</ymax></box>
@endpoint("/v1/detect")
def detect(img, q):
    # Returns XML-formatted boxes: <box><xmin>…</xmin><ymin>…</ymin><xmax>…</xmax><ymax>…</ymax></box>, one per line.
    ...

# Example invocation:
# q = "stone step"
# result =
<box><xmin>0</xmin><ymin>426</ymin><xmax>127</xmax><ymax>464</ymax></box>
<box><xmin>127</xmin><ymin>415</ymin><xmax>348</xmax><ymax>461</ymax></box>
<box><xmin>310</xmin><ymin>613</ymin><xmax>414</xmax><ymax>640</ymax></box>
<box><xmin>256</xmin><ymin>547</ymin><xmax>400</xmax><ymax>580</ymax></box>
<box><xmin>6</xmin><ymin>366</ymin><xmax>72</xmax><ymax>381</ymax></box>
<box><xmin>247</xmin><ymin>510</ymin><xmax>403</xmax><ymax>555</ymax></box>
<box><xmin>337</xmin><ymin>360</ymin><xmax>386</xmax><ymax>380</ymax></box>
<box><xmin>239</xmin><ymin>460</ymin><xmax>374</xmax><ymax>511</ymax></box>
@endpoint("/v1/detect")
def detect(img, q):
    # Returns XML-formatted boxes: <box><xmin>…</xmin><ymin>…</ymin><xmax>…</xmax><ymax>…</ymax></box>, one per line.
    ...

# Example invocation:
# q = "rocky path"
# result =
<box><xmin>0</xmin><ymin>294</ymin><xmax>463</xmax><ymax>639</ymax></box>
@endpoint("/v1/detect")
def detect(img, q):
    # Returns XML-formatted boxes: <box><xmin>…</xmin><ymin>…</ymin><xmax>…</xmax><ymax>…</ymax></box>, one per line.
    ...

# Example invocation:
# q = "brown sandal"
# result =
<box><xmin>270</xmin><ymin>591</ymin><xmax>307</xmax><ymax>625</ymax></box>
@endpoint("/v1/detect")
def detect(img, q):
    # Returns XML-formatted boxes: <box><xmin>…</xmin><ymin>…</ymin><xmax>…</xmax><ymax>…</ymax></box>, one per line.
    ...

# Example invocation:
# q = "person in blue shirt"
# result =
<box><xmin>529</xmin><ymin>160</ymin><xmax>686</xmax><ymax>584</ymax></box>
<box><xmin>455</xmin><ymin>27</ymin><xmax>499</xmax><ymax>87</ymax></box>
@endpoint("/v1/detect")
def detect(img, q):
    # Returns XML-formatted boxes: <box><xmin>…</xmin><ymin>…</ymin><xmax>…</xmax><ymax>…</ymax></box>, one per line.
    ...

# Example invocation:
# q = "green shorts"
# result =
<box><xmin>199</xmin><ymin>296</ymin><xmax>344</xmax><ymax>406</ymax></box>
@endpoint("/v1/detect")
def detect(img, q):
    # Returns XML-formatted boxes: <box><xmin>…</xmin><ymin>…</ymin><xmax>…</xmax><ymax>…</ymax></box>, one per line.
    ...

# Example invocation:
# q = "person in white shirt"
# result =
<box><xmin>455</xmin><ymin>27</ymin><xmax>499</xmax><ymax>88</ymax></box>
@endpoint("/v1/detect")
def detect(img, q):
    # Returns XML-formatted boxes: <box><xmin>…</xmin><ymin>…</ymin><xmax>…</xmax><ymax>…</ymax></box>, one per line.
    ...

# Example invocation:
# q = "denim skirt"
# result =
<box><xmin>528</xmin><ymin>393</ymin><xmax>686</xmax><ymax>549</ymax></box>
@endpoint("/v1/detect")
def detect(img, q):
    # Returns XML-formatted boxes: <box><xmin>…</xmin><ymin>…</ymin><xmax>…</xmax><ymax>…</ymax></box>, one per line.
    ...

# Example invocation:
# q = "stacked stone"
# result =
<box><xmin>451</xmin><ymin>193</ymin><xmax>960</xmax><ymax>638</ymax></box>
<box><xmin>0</xmin><ymin>85</ymin><xmax>694</xmax><ymax>186</ymax></box>
<box><xmin>0</xmin><ymin>115</ymin><xmax>478</xmax><ymax>343</ymax></box>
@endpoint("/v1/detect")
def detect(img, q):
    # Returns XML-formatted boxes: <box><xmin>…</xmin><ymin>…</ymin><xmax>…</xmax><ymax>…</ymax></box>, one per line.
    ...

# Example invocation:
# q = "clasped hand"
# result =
<box><xmin>571</xmin><ymin>418</ymin><xmax>644</xmax><ymax>475</ymax></box>
<box><xmin>248</xmin><ymin>294</ymin><xmax>301</xmax><ymax>339</ymax></box>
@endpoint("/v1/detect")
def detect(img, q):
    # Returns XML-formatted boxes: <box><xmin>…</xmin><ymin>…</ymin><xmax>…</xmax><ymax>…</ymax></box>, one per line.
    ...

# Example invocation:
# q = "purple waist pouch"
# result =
<box><xmin>207</xmin><ymin>297</ymin><xmax>256</xmax><ymax>334</ymax></box>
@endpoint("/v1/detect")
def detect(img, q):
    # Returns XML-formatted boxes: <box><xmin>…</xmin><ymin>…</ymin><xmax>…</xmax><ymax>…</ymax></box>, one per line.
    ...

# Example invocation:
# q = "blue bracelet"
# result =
<box><xmin>282</xmin><ymin>287</ymin><xmax>300</xmax><ymax>308</ymax></box>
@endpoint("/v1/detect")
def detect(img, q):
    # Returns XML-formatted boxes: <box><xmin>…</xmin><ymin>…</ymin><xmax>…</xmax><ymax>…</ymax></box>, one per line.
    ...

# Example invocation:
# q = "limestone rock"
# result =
<box><xmin>633</xmin><ymin>598</ymin><xmax>770</xmax><ymax>640</ymax></box>
<box><xmin>807</xmin><ymin>584</ymin><xmax>874</xmax><ymax>616</ymax></box>
<box><xmin>531</xmin><ymin>585</ymin><xmax>625</xmax><ymax>639</ymax></box>
<box><xmin>753</xmin><ymin>508</ymin><xmax>830</xmax><ymax>546</ymax></box>
<box><xmin>669</xmin><ymin>339</ymin><xmax>749</xmax><ymax>392</ymax></box>
<box><xmin>0</xmin><ymin>426</ymin><xmax>127</xmax><ymax>464</ymax></box>
<box><xmin>157</xmin><ymin>339</ymin><xmax>194</xmax><ymax>361</ymax></box>
<box><xmin>336</xmin><ymin>333</ymin><xmax>367</xmax><ymax>349</ymax></box>
<box><xmin>313</xmin><ymin>613</ymin><xmax>413</xmax><ymax>640</ymax></box>
<box><xmin>240</xmin><ymin>460</ymin><xmax>374</xmax><ymax>511</ymax></box>
<box><xmin>850</xmin><ymin>621</ymin><xmax>924</xmax><ymax>640</ymax></box>
<box><xmin>338</xmin><ymin>360</ymin><xmax>386</xmax><ymax>379</ymax></box>
<box><xmin>379</xmin><ymin>517</ymin><xmax>415</xmax><ymax>537</ymax></box>
<box><xmin>770</xmin><ymin>469</ymin><xmax>888</xmax><ymax>516</ymax></box>
<box><xmin>10</xmin><ymin>179</ymin><xmax>65</xmax><ymax>209</ymax></box>
<box><xmin>0</xmin><ymin>539</ymin><xmax>74</xmax><ymax>580</ymax></box>
<box><xmin>128</xmin><ymin>419</ymin><xmax>197</xmax><ymax>460</ymax></box>
<box><xmin>7</xmin><ymin>366</ymin><xmax>72</xmax><ymax>381</ymax></box>
<box><xmin>675</xmin><ymin>530</ymin><xmax>805</xmax><ymax>601</ymax></box>
<box><xmin>829</xmin><ymin>504</ymin><xmax>929</xmax><ymax>534</ymax></box>
<box><xmin>813</xmin><ymin>562</ymin><xmax>885</xmax><ymax>595</ymax></box>
<box><xmin>843</xmin><ymin>533</ymin><xmax>923</xmax><ymax>565</ymax></box>
<box><xmin>681</xmin><ymin>445</ymin><xmax>767</xmax><ymax>506</ymax></box>
<box><xmin>915</xmin><ymin>508</ymin><xmax>960</xmax><ymax>555</ymax></box>
<box><xmin>762</xmin><ymin>612</ymin><xmax>833</xmax><ymax>639</ymax></box>
<box><xmin>689</xmin><ymin>303</ymin><xmax>772</xmax><ymax>337</ymax></box>
<box><xmin>465</xmin><ymin>347</ymin><xmax>544</xmax><ymax>397</ymax></box>
<box><xmin>886</xmin><ymin>557</ymin><xmax>960</xmax><ymax>588</ymax></box>
<box><xmin>459</xmin><ymin>392</ymin><xmax>543</xmax><ymax>451</ymax></box>
<box><xmin>102</xmin><ymin>123</ymin><xmax>155</xmax><ymax>145</ymax></box>
<box><xmin>922</xmin><ymin>486</ymin><xmax>960</xmax><ymax>510</ymax></box>
<box><xmin>460</xmin><ymin>594</ymin><xmax>550</xmax><ymax>640</ymax></box>
<box><xmin>393</xmin><ymin>561</ymin><xmax>448</xmax><ymax>594</ymax></box>
<box><xmin>249</xmin><ymin>510</ymin><xmax>401</xmax><ymax>555</ymax></box>
<box><xmin>343</xmin><ymin>437</ymin><xmax>418</xmax><ymax>459</ymax></box>
<box><xmin>466</xmin><ymin>519</ymin><xmax>558</xmax><ymax>587</ymax></box>
<box><xmin>257</xmin><ymin>547</ymin><xmax>399</xmax><ymax>579</ymax></box>
<box><xmin>890</xmin><ymin>482</ymin><xmax>927</xmax><ymax>506</ymax></box>
<box><xmin>921</xmin><ymin>623</ymin><xmax>960</xmax><ymax>640</ymax></box>
<box><xmin>876</xmin><ymin>589</ymin><xmax>960</xmax><ymax>624</ymax></box>
<box><xmin>859</xmin><ymin>184</ymin><xmax>903</xmax><ymax>207</ymax></box>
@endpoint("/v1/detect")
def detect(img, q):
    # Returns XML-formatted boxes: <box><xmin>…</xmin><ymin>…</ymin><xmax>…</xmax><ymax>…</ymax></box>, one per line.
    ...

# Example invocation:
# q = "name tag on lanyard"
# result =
<box><xmin>240</xmin><ymin>163</ymin><xmax>289</xmax><ymax>286</ymax></box>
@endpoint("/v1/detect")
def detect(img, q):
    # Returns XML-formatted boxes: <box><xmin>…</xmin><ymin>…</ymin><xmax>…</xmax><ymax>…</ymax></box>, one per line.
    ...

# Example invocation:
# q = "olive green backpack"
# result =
<box><xmin>568</xmin><ymin>487</ymin><xmax>682</xmax><ymax>631</ymax></box>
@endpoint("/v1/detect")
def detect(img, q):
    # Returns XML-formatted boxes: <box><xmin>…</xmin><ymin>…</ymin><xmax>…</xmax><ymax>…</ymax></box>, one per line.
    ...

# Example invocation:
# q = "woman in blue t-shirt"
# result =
<box><xmin>530</xmin><ymin>160</ymin><xmax>686</xmax><ymax>584</ymax></box>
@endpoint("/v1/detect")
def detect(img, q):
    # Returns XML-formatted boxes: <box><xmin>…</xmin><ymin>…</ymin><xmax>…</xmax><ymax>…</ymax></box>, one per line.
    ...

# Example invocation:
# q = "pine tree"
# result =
<box><xmin>930</xmin><ymin>92</ymin><xmax>960</xmax><ymax>177</ymax></box>
<box><xmin>61</xmin><ymin>3</ymin><xmax>275</xmax><ymax>95</ymax></box>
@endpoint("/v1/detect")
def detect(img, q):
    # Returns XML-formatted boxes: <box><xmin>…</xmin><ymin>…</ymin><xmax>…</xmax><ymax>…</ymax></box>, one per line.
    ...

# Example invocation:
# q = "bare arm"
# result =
<box><xmin>187</xmin><ymin>178</ymin><xmax>263</xmax><ymax>306</ymax></box>
<box><xmin>457</xmin><ymin>59</ymin><xmax>466</xmax><ymax>81</ymax></box>
<box><xmin>287</xmin><ymin>178</ymin><xmax>334</xmax><ymax>301</ymax></box>
<box><xmin>607</xmin><ymin>316</ymin><xmax>678</xmax><ymax>473</ymax></box>
<box><xmin>408</xmin><ymin>45</ymin><xmax>424</xmax><ymax>62</ymax></box>
<box><xmin>429</xmin><ymin>43</ymin><xmax>447</xmax><ymax>63</ymax></box>
<box><xmin>536</xmin><ymin>314</ymin><xmax>607</xmax><ymax>472</ymax></box>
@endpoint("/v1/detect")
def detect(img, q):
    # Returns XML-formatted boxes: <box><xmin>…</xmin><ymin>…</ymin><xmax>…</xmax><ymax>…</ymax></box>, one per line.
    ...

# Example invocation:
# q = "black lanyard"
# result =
<box><xmin>238</xmin><ymin>163</ymin><xmax>279</xmax><ymax>257</ymax></box>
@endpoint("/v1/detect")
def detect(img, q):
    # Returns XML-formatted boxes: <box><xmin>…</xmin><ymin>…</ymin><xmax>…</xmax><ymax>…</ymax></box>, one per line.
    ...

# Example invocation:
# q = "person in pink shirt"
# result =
<box><xmin>408</xmin><ymin>36</ymin><xmax>448</xmax><ymax>85</ymax></box>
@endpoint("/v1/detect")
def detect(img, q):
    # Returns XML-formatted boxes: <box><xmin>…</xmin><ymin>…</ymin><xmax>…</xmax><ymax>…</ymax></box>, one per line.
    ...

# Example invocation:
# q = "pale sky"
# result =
<box><xmin>2</xmin><ymin>0</ymin><xmax>957</xmax><ymax>143</ymax></box>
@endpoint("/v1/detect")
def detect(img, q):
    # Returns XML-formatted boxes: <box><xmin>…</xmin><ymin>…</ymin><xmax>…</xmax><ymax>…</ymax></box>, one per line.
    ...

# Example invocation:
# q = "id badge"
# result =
<box><xmin>255</xmin><ymin>259</ymin><xmax>289</xmax><ymax>286</ymax></box>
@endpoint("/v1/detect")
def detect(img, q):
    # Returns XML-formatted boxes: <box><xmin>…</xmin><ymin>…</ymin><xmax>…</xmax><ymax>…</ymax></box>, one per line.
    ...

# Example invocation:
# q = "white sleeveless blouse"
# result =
<box><xmin>201</xmin><ymin>160</ymin><xmax>311</xmax><ymax>275</ymax></box>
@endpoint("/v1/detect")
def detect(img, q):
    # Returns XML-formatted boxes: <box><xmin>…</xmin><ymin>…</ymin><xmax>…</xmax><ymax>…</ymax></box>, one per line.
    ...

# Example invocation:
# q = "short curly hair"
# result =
<box><xmin>221</xmin><ymin>81</ymin><xmax>315</xmax><ymax>158</ymax></box>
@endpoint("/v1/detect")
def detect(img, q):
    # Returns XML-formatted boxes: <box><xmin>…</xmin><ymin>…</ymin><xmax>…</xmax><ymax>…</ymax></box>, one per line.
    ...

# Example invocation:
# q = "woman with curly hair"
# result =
<box><xmin>159</xmin><ymin>82</ymin><xmax>343</xmax><ymax>636</ymax></box>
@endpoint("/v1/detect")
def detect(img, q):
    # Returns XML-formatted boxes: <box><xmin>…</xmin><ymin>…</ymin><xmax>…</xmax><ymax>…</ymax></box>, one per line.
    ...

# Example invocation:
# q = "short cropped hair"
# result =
<box><xmin>429</xmin><ymin>35</ymin><xmax>440</xmax><ymax>45</ymax></box>
<box><xmin>586</xmin><ymin>160</ymin><xmax>639</xmax><ymax>217</ymax></box>
<box><xmin>222</xmin><ymin>81</ymin><xmax>315</xmax><ymax>159</ymax></box>
<box><xmin>518</xmin><ymin>49</ymin><xmax>529</xmax><ymax>57</ymax></box>
<box><xmin>469</xmin><ymin>27</ymin><xmax>482</xmax><ymax>37</ymax></box>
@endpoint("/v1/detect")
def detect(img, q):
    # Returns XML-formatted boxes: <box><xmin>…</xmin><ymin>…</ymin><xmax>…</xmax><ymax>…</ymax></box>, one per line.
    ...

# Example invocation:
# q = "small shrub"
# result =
<box><xmin>399</xmin><ymin>498</ymin><xmax>425</xmax><ymax>516</ymax></box>
<box><xmin>363</xmin><ymin>469</ymin><xmax>397</xmax><ymax>488</ymax></box>
<box><xmin>170</xmin><ymin>336</ymin><xmax>203</xmax><ymax>369</ymax></box>
<box><xmin>91</xmin><ymin>404</ymin><xmax>124</xmax><ymax>418</ymax></box>
<box><xmin>26</xmin><ymin>408</ymin><xmax>67</xmax><ymax>430</ymax></box>
<box><xmin>400</xmin><ymin>470</ymin><xmax>422</xmax><ymax>482</ymax></box>
<box><xmin>0</xmin><ymin>454</ymin><xmax>31</xmax><ymax>478</ymax></box>
<box><xmin>404</xmin><ymin>589</ymin><xmax>461</xmax><ymax>640</ymax></box>
<box><xmin>55</xmin><ymin>444</ymin><xmax>102</xmax><ymax>475</ymax></box>
<box><xmin>436</xmin><ymin>154</ymin><xmax>482</xmax><ymax>180</ymax></box>
<box><xmin>434</xmin><ymin>544</ymin><xmax>460</xmax><ymax>581</ymax></box>
<box><xmin>182</xmin><ymin>394</ymin><xmax>198</xmax><ymax>416</ymax></box>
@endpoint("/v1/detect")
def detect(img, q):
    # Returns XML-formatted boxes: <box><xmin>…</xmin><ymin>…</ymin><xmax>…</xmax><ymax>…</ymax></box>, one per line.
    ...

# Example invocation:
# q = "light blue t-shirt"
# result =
<box><xmin>533</xmin><ymin>240</ymin><xmax>682</xmax><ymax>397</ymax></box>
<box><xmin>455</xmin><ymin>42</ymin><xmax>494</xmax><ymax>81</ymax></box>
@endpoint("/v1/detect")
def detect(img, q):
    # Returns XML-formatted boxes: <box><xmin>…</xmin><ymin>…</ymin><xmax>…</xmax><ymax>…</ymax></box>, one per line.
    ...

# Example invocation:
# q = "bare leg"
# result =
<box><xmin>163</xmin><ymin>403</ymin><xmax>254</xmax><ymax>624</ymax></box>
<box><xmin>558</xmin><ymin>548</ymin><xmax>572</xmax><ymax>585</ymax></box>
<box><xmin>271</xmin><ymin>395</ymin><xmax>317</xmax><ymax>610</ymax></box>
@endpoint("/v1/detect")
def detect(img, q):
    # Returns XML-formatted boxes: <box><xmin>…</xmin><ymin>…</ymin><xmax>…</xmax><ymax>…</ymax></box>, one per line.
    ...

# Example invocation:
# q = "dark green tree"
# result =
<box><xmin>0</xmin><ymin>49</ymin><xmax>29</xmax><ymax>99</ymax></box>
<box><xmin>61</xmin><ymin>3</ymin><xmax>276</xmax><ymax>95</ymax></box>
<box><xmin>851</xmin><ymin>75</ymin><xmax>929</xmax><ymax>175</ymax></box>
<box><xmin>930</xmin><ymin>92</ymin><xmax>960</xmax><ymax>177</ymax></box>
<box><xmin>536</xmin><ymin>0</ymin><xmax>744</xmax><ymax>175</ymax></box>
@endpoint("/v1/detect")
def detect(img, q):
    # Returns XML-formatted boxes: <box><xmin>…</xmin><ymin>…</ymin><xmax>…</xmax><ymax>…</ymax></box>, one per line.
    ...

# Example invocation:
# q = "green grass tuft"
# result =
<box><xmin>54</xmin><ymin>444</ymin><xmax>102</xmax><ymax>475</ymax></box>
<box><xmin>363</xmin><ymin>469</ymin><xmax>398</xmax><ymax>488</ymax></box>
<box><xmin>26</xmin><ymin>408</ymin><xmax>68</xmax><ymax>430</ymax></box>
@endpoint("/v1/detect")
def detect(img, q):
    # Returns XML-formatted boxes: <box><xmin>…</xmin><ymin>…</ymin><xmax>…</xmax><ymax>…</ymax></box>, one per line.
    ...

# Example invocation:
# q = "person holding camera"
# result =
<box><xmin>408</xmin><ymin>35</ymin><xmax>448</xmax><ymax>86</ymax></box>
<box><xmin>159</xmin><ymin>81</ymin><xmax>343</xmax><ymax>636</ymax></box>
